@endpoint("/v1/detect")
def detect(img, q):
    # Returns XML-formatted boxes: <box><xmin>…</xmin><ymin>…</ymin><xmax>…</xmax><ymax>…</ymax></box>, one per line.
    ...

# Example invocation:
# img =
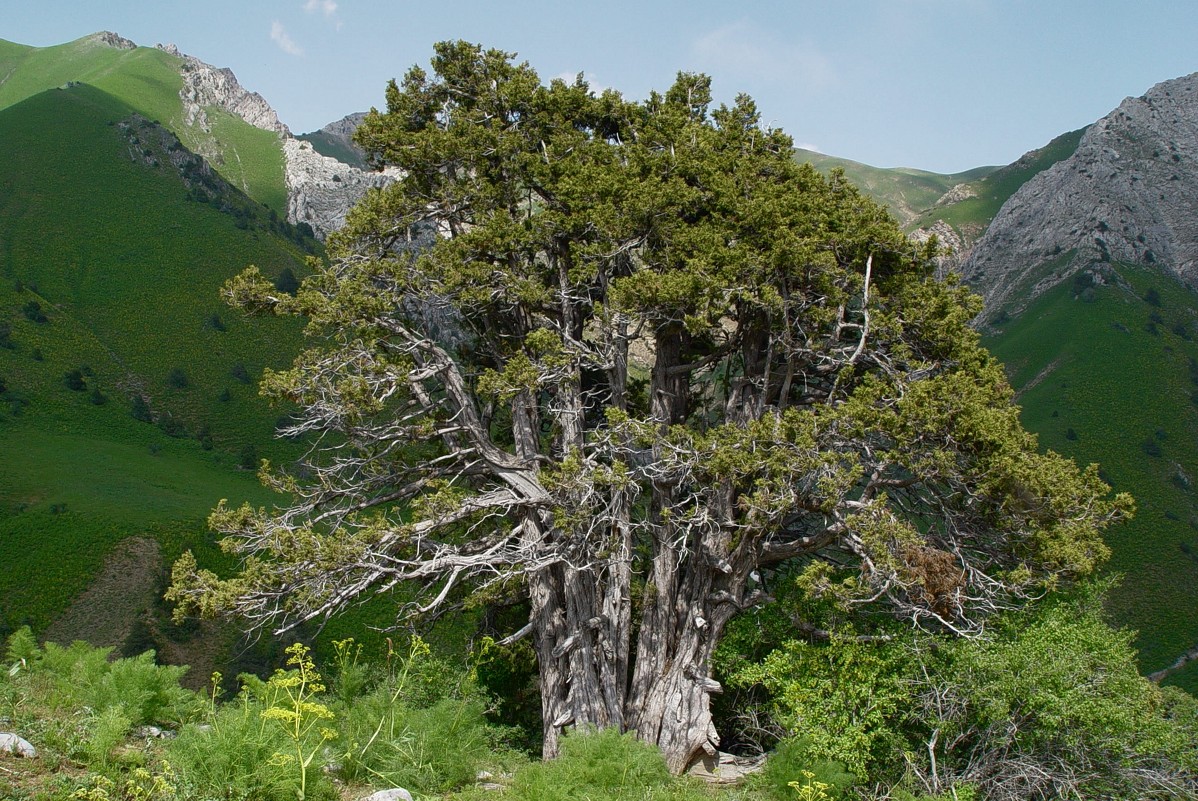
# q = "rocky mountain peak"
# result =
<box><xmin>156</xmin><ymin>45</ymin><xmax>290</xmax><ymax>137</ymax></box>
<box><xmin>318</xmin><ymin>111</ymin><xmax>369</xmax><ymax>140</ymax></box>
<box><xmin>86</xmin><ymin>32</ymin><xmax>137</xmax><ymax>51</ymax></box>
<box><xmin>961</xmin><ymin>71</ymin><xmax>1198</xmax><ymax>318</ymax></box>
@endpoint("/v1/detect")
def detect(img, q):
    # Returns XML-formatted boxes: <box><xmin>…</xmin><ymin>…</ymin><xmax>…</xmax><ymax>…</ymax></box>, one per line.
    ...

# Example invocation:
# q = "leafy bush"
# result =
<box><xmin>238</xmin><ymin>443</ymin><xmax>258</xmax><ymax>470</ymax></box>
<box><xmin>339</xmin><ymin>695</ymin><xmax>505</xmax><ymax>793</ymax></box>
<box><xmin>64</xmin><ymin>369</ymin><xmax>87</xmax><ymax>391</ymax></box>
<box><xmin>22</xmin><ymin>299</ymin><xmax>47</xmax><ymax>322</ymax></box>
<box><xmin>758</xmin><ymin>739</ymin><xmax>857</xmax><ymax>800</ymax></box>
<box><xmin>730</xmin><ymin>635</ymin><xmax>911</xmax><ymax>778</ymax></box>
<box><xmin>333</xmin><ymin>636</ymin><xmax>516</xmax><ymax>793</ymax></box>
<box><xmin>902</xmin><ymin>590</ymin><xmax>1198</xmax><ymax>801</ymax></box>
<box><xmin>16</xmin><ymin>638</ymin><xmax>195</xmax><ymax>727</ymax></box>
<box><xmin>1</xmin><ymin>630</ymin><xmax>199</xmax><ymax>777</ymax></box>
<box><xmin>506</xmin><ymin>728</ymin><xmax>673</xmax><ymax>801</ymax></box>
<box><xmin>131</xmin><ymin>394</ymin><xmax>153</xmax><ymax>423</ymax></box>
<box><xmin>168</xmin><ymin>688</ymin><xmax>320</xmax><ymax>801</ymax></box>
<box><xmin>274</xmin><ymin>267</ymin><xmax>299</xmax><ymax>295</ymax></box>
<box><xmin>170</xmin><ymin>655</ymin><xmax>338</xmax><ymax>801</ymax></box>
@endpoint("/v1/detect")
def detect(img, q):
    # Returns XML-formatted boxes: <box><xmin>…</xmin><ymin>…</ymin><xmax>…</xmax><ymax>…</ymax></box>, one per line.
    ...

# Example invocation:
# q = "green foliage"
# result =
<box><xmin>332</xmin><ymin>635</ymin><xmax>515</xmax><ymax>793</ymax></box>
<box><xmin>758</xmin><ymin>739</ymin><xmax>857</xmax><ymax>800</ymax></box>
<box><xmin>10</xmin><ymin>635</ymin><xmax>196</xmax><ymax>728</ymax></box>
<box><xmin>731</xmin><ymin>635</ymin><xmax>910</xmax><ymax>777</ymax></box>
<box><xmin>22</xmin><ymin>299</ymin><xmax>48</xmax><ymax>323</ymax></box>
<box><xmin>167</xmin><ymin>681</ymin><xmax>324</xmax><ymax>801</ymax></box>
<box><xmin>274</xmin><ymin>267</ymin><xmax>299</xmax><ymax>296</ymax></box>
<box><xmin>257</xmin><ymin>643</ymin><xmax>337</xmax><ymax>801</ymax></box>
<box><xmin>63</xmin><ymin>368</ymin><xmax>86</xmax><ymax>391</ymax></box>
<box><xmin>165</xmin><ymin>368</ymin><xmax>189</xmax><ymax>390</ymax></box>
<box><xmin>85</xmin><ymin>706</ymin><xmax>134</xmax><ymax>769</ymax></box>
<box><xmin>723</xmin><ymin>579</ymin><xmax>1198</xmax><ymax>798</ymax></box>
<box><xmin>237</xmin><ymin>443</ymin><xmax>258</xmax><ymax>470</ymax></box>
<box><xmin>907</xmin><ymin>591</ymin><xmax>1198</xmax><ymax>799</ymax></box>
<box><xmin>506</xmin><ymin>728</ymin><xmax>672</xmax><ymax>801</ymax></box>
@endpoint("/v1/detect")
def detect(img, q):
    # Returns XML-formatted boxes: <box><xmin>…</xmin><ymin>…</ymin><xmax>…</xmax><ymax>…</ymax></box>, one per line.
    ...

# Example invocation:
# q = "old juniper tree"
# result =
<box><xmin>170</xmin><ymin>42</ymin><xmax>1130</xmax><ymax>772</ymax></box>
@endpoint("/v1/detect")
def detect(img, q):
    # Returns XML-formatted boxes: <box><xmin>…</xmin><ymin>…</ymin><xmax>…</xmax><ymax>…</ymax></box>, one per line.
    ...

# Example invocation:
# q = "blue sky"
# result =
<box><xmin>5</xmin><ymin>1</ymin><xmax>1197</xmax><ymax>173</ymax></box>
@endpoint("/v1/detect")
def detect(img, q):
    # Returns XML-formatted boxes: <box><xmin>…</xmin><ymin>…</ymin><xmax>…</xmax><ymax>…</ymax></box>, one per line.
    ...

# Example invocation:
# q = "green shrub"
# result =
<box><xmin>332</xmin><ymin>636</ymin><xmax>515</xmax><ymax>793</ymax></box>
<box><xmin>902</xmin><ymin>590</ymin><xmax>1198</xmax><ymax>800</ymax></box>
<box><xmin>166</xmin><ymin>368</ymin><xmax>189</xmax><ymax>389</ymax></box>
<box><xmin>238</xmin><ymin>443</ymin><xmax>258</xmax><ymax>470</ymax></box>
<box><xmin>730</xmin><ymin>635</ymin><xmax>912</xmax><ymax>778</ymax></box>
<box><xmin>22</xmin><ymin>299</ymin><xmax>47</xmax><ymax>322</ymax></box>
<box><xmin>168</xmin><ymin>667</ymin><xmax>337</xmax><ymax>801</ymax></box>
<box><xmin>64</xmin><ymin>369</ymin><xmax>87</xmax><ymax>391</ymax></box>
<box><xmin>84</xmin><ymin>706</ymin><xmax>133</xmax><ymax>769</ymax></box>
<box><xmin>274</xmin><ymin>267</ymin><xmax>299</xmax><ymax>295</ymax></box>
<box><xmin>84</xmin><ymin>651</ymin><xmax>195</xmax><ymax>726</ymax></box>
<box><xmin>131</xmin><ymin>394</ymin><xmax>153</xmax><ymax>423</ymax></box>
<box><xmin>759</xmin><ymin>739</ymin><xmax>857</xmax><ymax>800</ymax></box>
<box><xmin>339</xmin><ymin>695</ymin><xmax>506</xmax><ymax>793</ymax></box>
<box><xmin>507</xmin><ymin>728</ymin><xmax>672</xmax><ymax>801</ymax></box>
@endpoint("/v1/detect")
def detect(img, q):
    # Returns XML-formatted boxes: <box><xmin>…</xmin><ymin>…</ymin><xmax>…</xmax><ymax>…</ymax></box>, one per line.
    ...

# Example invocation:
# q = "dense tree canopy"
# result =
<box><xmin>169</xmin><ymin>42</ymin><xmax>1130</xmax><ymax>772</ymax></box>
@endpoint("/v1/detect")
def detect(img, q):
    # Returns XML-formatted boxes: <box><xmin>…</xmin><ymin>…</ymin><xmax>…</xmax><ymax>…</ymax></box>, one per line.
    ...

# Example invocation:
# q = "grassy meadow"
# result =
<box><xmin>985</xmin><ymin>264</ymin><xmax>1198</xmax><ymax>691</ymax></box>
<box><xmin>0</xmin><ymin>83</ymin><xmax>307</xmax><ymax>648</ymax></box>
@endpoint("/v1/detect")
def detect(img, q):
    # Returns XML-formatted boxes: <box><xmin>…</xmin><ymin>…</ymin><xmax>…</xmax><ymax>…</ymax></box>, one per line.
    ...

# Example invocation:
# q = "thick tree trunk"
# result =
<box><xmin>626</xmin><ymin>554</ymin><xmax>738</xmax><ymax>774</ymax></box>
<box><xmin>531</xmin><ymin>554</ymin><xmax>631</xmax><ymax>758</ymax></box>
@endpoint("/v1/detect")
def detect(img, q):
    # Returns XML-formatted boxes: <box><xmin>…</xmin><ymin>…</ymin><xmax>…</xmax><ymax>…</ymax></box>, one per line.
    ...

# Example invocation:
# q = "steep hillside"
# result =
<box><xmin>964</xmin><ymin>72</ymin><xmax>1198</xmax><ymax>320</ymax></box>
<box><xmin>0</xmin><ymin>83</ymin><xmax>308</xmax><ymax>653</ymax></box>
<box><xmin>297</xmin><ymin>111</ymin><xmax>368</xmax><ymax>168</ymax></box>
<box><xmin>797</xmin><ymin>134</ymin><xmax>1082</xmax><ymax>274</ymax></box>
<box><xmin>984</xmin><ymin>264</ymin><xmax>1198</xmax><ymax>691</ymax></box>
<box><xmin>0</xmin><ymin>33</ymin><xmax>288</xmax><ymax>213</ymax></box>
<box><xmin>795</xmin><ymin>148</ymin><xmax>995</xmax><ymax>227</ymax></box>
<box><xmin>0</xmin><ymin>32</ymin><xmax>393</xmax><ymax>239</ymax></box>
<box><xmin>910</xmin><ymin>127</ymin><xmax>1086</xmax><ymax>266</ymax></box>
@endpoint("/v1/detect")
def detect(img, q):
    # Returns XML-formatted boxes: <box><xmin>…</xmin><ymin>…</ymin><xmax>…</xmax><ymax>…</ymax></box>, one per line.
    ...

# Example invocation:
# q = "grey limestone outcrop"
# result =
<box><xmin>284</xmin><ymin>137</ymin><xmax>398</xmax><ymax>238</ymax></box>
<box><xmin>151</xmin><ymin>40</ymin><xmax>390</xmax><ymax>238</ymax></box>
<box><xmin>961</xmin><ymin>72</ymin><xmax>1198</xmax><ymax>315</ymax></box>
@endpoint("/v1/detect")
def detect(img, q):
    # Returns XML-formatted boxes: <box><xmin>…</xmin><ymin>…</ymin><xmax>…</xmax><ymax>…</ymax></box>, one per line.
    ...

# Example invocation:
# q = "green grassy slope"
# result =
<box><xmin>984</xmin><ymin>264</ymin><xmax>1198</xmax><ymax>692</ymax></box>
<box><xmin>297</xmin><ymin>129</ymin><xmax>367</xmax><ymax>168</ymax></box>
<box><xmin>913</xmin><ymin>127</ymin><xmax>1086</xmax><ymax>234</ymax></box>
<box><xmin>0</xmin><ymin>84</ymin><xmax>306</xmax><ymax>636</ymax></box>
<box><xmin>0</xmin><ymin>34</ymin><xmax>286</xmax><ymax>212</ymax></box>
<box><xmin>798</xmin><ymin>127</ymin><xmax>1084</xmax><ymax>242</ymax></box>
<box><xmin>795</xmin><ymin>148</ymin><xmax>996</xmax><ymax>227</ymax></box>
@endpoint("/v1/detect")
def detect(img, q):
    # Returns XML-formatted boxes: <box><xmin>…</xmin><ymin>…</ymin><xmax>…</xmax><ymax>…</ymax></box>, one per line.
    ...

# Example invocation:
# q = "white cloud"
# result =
<box><xmin>691</xmin><ymin>21</ymin><xmax>834</xmax><ymax>89</ymax></box>
<box><xmin>794</xmin><ymin>142</ymin><xmax>822</xmax><ymax>153</ymax></box>
<box><xmin>304</xmin><ymin>0</ymin><xmax>342</xmax><ymax>29</ymax></box>
<box><xmin>270</xmin><ymin>21</ymin><xmax>303</xmax><ymax>56</ymax></box>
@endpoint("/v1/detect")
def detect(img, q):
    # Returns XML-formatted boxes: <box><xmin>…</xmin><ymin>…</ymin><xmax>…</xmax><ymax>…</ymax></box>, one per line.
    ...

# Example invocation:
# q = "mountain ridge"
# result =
<box><xmin>963</xmin><ymin>71</ymin><xmax>1198</xmax><ymax>319</ymax></box>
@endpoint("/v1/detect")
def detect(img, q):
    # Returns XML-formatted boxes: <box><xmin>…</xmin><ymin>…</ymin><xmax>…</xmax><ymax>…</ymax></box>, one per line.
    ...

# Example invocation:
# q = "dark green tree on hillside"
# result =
<box><xmin>169</xmin><ymin>42</ymin><xmax>1131</xmax><ymax>772</ymax></box>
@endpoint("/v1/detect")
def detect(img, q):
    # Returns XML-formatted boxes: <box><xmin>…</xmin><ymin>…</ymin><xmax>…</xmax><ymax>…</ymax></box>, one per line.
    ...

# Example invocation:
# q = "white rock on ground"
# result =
<box><xmin>0</xmin><ymin>732</ymin><xmax>36</xmax><ymax>758</ymax></box>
